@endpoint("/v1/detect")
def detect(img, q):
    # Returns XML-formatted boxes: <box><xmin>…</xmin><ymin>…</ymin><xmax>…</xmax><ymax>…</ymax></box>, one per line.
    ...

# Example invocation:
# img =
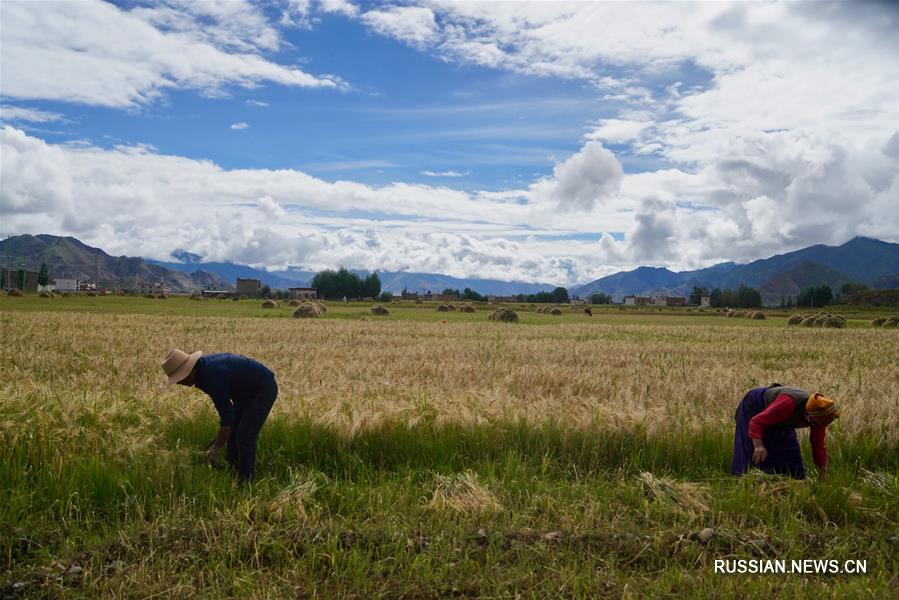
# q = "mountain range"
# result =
<box><xmin>571</xmin><ymin>237</ymin><xmax>899</xmax><ymax>305</ymax></box>
<box><xmin>0</xmin><ymin>234</ymin><xmax>230</xmax><ymax>292</ymax></box>
<box><xmin>3</xmin><ymin>234</ymin><xmax>898</xmax><ymax>302</ymax></box>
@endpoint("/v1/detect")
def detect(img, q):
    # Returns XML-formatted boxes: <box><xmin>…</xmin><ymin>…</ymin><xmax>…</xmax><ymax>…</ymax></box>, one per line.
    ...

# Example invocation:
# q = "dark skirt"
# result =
<box><xmin>731</xmin><ymin>386</ymin><xmax>805</xmax><ymax>479</ymax></box>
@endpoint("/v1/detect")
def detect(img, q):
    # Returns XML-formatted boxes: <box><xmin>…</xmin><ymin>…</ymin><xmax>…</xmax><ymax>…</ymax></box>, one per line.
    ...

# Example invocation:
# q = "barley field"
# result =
<box><xmin>1</xmin><ymin>297</ymin><xmax>898</xmax><ymax>598</ymax></box>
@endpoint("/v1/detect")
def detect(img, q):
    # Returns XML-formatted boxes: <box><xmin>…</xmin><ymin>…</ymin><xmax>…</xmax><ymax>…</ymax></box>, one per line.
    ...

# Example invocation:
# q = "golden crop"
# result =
<box><xmin>2</xmin><ymin>310</ymin><xmax>897</xmax><ymax>450</ymax></box>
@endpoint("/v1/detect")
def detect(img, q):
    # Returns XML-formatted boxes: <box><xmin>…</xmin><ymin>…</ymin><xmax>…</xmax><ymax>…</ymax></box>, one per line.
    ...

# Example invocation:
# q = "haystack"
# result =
<box><xmin>813</xmin><ymin>316</ymin><xmax>826</xmax><ymax>327</ymax></box>
<box><xmin>460</xmin><ymin>304</ymin><xmax>476</xmax><ymax>313</ymax></box>
<box><xmin>39</xmin><ymin>292</ymin><xmax>53</xmax><ymax>298</ymax></box>
<box><xmin>315</xmin><ymin>301</ymin><xmax>327</xmax><ymax>314</ymax></box>
<box><xmin>292</xmin><ymin>302</ymin><xmax>321</xmax><ymax>319</ymax></box>
<box><xmin>584</xmin><ymin>307</ymin><xmax>592</xmax><ymax>317</ymax></box>
<box><xmin>436</xmin><ymin>304</ymin><xmax>450</xmax><ymax>312</ymax></box>
<box><xmin>261</xmin><ymin>299</ymin><xmax>279</xmax><ymax>309</ymax></box>
<box><xmin>884</xmin><ymin>317</ymin><xmax>899</xmax><ymax>327</ymax></box>
<box><xmin>156</xmin><ymin>294</ymin><xmax>167</xmax><ymax>300</ymax></box>
<box><xmin>414</xmin><ymin>298</ymin><xmax>423</xmax><ymax>304</ymax></box>
<box><xmin>232</xmin><ymin>297</ymin><xmax>239</xmax><ymax>301</ymax></box>
<box><xmin>488</xmin><ymin>307</ymin><xmax>519</xmax><ymax>323</ymax></box>
<box><xmin>822</xmin><ymin>316</ymin><xmax>846</xmax><ymax>328</ymax></box>
<box><xmin>800</xmin><ymin>316</ymin><xmax>817</xmax><ymax>327</ymax></box>
<box><xmin>787</xmin><ymin>314</ymin><xmax>803</xmax><ymax>325</ymax></box>
<box><xmin>549</xmin><ymin>307</ymin><xmax>562</xmax><ymax>316</ymax></box>
<box><xmin>288</xmin><ymin>300</ymin><xmax>301</xmax><ymax>307</ymax></box>
<box><xmin>871</xmin><ymin>317</ymin><xmax>885</xmax><ymax>327</ymax></box>
<box><xmin>371</xmin><ymin>304</ymin><xmax>390</xmax><ymax>316</ymax></box>
<box><xmin>748</xmin><ymin>311</ymin><xmax>766</xmax><ymax>320</ymax></box>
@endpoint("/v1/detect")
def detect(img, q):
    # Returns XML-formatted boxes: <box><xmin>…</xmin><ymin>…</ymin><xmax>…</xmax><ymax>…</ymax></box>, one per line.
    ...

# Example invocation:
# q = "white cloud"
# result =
<box><xmin>420</xmin><ymin>170</ymin><xmax>469</xmax><ymax>178</ymax></box>
<box><xmin>319</xmin><ymin>0</ymin><xmax>359</xmax><ymax>18</ymax></box>
<box><xmin>246</xmin><ymin>100</ymin><xmax>269</xmax><ymax>107</ymax></box>
<box><xmin>0</xmin><ymin>0</ymin><xmax>342</xmax><ymax>108</ymax></box>
<box><xmin>530</xmin><ymin>141</ymin><xmax>623</xmax><ymax>212</ymax></box>
<box><xmin>0</xmin><ymin>105</ymin><xmax>65</xmax><ymax>124</ymax></box>
<box><xmin>361</xmin><ymin>6</ymin><xmax>439</xmax><ymax>48</ymax></box>
<box><xmin>230</xmin><ymin>122</ymin><xmax>250</xmax><ymax>130</ymax></box>
<box><xmin>586</xmin><ymin>119</ymin><xmax>653</xmax><ymax>144</ymax></box>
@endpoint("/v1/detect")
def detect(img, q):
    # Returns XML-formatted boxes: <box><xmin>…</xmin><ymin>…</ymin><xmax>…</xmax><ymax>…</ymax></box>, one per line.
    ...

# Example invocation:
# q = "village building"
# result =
<box><xmin>54</xmin><ymin>278</ymin><xmax>79</xmax><ymax>292</ymax></box>
<box><xmin>288</xmin><ymin>287</ymin><xmax>317</xmax><ymax>300</ymax></box>
<box><xmin>236</xmin><ymin>278</ymin><xmax>261</xmax><ymax>298</ymax></box>
<box><xmin>623</xmin><ymin>295</ymin><xmax>652</xmax><ymax>306</ymax></box>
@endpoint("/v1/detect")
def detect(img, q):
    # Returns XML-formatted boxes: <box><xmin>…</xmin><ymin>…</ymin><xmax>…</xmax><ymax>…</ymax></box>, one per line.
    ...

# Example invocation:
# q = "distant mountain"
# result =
<box><xmin>572</xmin><ymin>237</ymin><xmax>899</xmax><ymax>304</ymax></box>
<box><xmin>150</xmin><ymin>256</ymin><xmax>557</xmax><ymax>296</ymax></box>
<box><xmin>148</xmin><ymin>259</ymin><xmax>312</xmax><ymax>291</ymax></box>
<box><xmin>0</xmin><ymin>234</ymin><xmax>231</xmax><ymax>292</ymax></box>
<box><xmin>756</xmin><ymin>262</ymin><xmax>860</xmax><ymax>307</ymax></box>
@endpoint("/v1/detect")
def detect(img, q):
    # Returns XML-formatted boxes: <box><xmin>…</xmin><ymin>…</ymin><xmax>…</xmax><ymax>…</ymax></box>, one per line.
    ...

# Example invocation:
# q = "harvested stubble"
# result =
<box><xmin>637</xmin><ymin>472</ymin><xmax>710</xmax><ymax>517</ymax></box>
<box><xmin>460</xmin><ymin>304</ymin><xmax>476</xmax><ymax>313</ymax></box>
<box><xmin>787</xmin><ymin>314</ymin><xmax>803</xmax><ymax>325</ymax></box>
<box><xmin>292</xmin><ymin>303</ymin><xmax>322</xmax><ymax>319</ymax></box>
<box><xmin>426</xmin><ymin>472</ymin><xmax>502</xmax><ymax>515</ymax></box>
<box><xmin>370</xmin><ymin>304</ymin><xmax>390</xmax><ymax>316</ymax></box>
<box><xmin>261</xmin><ymin>300</ymin><xmax>279</xmax><ymax>309</ymax></box>
<box><xmin>488</xmin><ymin>307</ymin><xmax>519</xmax><ymax>322</ymax></box>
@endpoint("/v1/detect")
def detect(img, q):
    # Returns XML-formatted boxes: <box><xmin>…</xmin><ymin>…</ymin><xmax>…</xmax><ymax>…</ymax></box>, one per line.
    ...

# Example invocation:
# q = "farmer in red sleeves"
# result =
<box><xmin>731</xmin><ymin>384</ymin><xmax>839</xmax><ymax>480</ymax></box>
<box><xmin>161</xmin><ymin>349</ymin><xmax>278</xmax><ymax>483</ymax></box>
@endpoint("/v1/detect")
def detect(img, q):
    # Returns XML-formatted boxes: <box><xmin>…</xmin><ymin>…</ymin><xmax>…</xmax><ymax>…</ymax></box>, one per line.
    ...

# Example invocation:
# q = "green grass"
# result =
<box><xmin>2</xmin><ymin>414</ymin><xmax>897</xmax><ymax>597</ymax></box>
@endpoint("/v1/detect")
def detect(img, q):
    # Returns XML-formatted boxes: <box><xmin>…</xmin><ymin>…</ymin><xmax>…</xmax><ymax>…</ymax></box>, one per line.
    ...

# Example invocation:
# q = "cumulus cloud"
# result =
<box><xmin>0</xmin><ymin>0</ymin><xmax>342</xmax><ymax>108</ymax></box>
<box><xmin>530</xmin><ymin>142</ymin><xmax>623</xmax><ymax>211</ymax></box>
<box><xmin>230</xmin><ymin>122</ymin><xmax>250</xmax><ymax>130</ymax></box>
<box><xmin>319</xmin><ymin>0</ymin><xmax>359</xmax><ymax>18</ymax></box>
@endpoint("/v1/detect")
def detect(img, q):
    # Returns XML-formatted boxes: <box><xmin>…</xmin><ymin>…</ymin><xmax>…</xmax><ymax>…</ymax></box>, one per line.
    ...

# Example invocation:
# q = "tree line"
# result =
<box><xmin>310</xmin><ymin>268</ymin><xmax>382</xmax><ymax>300</ymax></box>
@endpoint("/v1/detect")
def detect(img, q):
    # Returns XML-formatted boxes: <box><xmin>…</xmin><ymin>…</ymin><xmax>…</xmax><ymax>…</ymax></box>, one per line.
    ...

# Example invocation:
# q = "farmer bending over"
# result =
<box><xmin>161</xmin><ymin>349</ymin><xmax>278</xmax><ymax>482</ymax></box>
<box><xmin>731</xmin><ymin>384</ymin><xmax>839</xmax><ymax>480</ymax></box>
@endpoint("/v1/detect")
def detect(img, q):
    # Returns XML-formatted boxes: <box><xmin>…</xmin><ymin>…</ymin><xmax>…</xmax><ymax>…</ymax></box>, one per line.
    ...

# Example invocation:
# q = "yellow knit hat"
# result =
<box><xmin>807</xmin><ymin>393</ymin><xmax>840</xmax><ymax>425</ymax></box>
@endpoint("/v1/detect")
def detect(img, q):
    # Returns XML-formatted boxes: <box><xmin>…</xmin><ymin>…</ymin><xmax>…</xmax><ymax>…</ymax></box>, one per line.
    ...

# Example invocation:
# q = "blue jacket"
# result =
<box><xmin>194</xmin><ymin>353</ymin><xmax>276</xmax><ymax>427</ymax></box>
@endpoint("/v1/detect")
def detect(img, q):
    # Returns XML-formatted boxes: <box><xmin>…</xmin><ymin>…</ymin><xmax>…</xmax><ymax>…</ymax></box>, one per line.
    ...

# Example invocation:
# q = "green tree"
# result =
<box><xmin>461</xmin><ymin>288</ymin><xmax>486</xmax><ymax>302</ymax></box>
<box><xmin>589</xmin><ymin>293</ymin><xmax>612</xmax><ymax>305</ymax></box>
<box><xmin>797</xmin><ymin>284</ymin><xmax>833</xmax><ymax>308</ymax></box>
<box><xmin>442</xmin><ymin>288</ymin><xmax>460</xmax><ymax>298</ymax></box>
<box><xmin>16</xmin><ymin>269</ymin><xmax>25</xmax><ymax>290</ymax></box>
<box><xmin>38</xmin><ymin>263</ymin><xmax>49</xmax><ymax>287</ymax></box>
<box><xmin>364</xmin><ymin>273</ymin><xmax>382</xmax><ymax>298</ymax></box>
<box><xmin>549</xmin><ymin>287</ymin><xmax>569</xmax><ymax>304</ymax></box>
<box><xmin>709</xmin><ymin>288</ymin><xmax>725</xmax><ymax>307</ymax></box>
<box><xmin>379</xmin><ymin>291</ymin><xmax>394</xmax><ymax>302</ymax></box>
<box><xmin>688</xmin><ymin>286</ymin><xmax>707</xmax><ymax>306</ymax></box>
<box><xmin>735</xmin><ymin>285</ymin><xmax>762</xmax><ymax>308</ymax></box>
<box><xmin>261</xmin><ymin>284</ymin><xmax>272</xmax><ymax>298</ymax></box>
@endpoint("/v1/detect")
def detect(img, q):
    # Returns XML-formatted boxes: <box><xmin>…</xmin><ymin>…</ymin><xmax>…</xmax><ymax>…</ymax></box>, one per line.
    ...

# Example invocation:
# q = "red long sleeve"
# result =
<box><xmin>748</xmin><ymin>394</ymin><xmax>796</xmax><ymax>439</ymax></box>
<box><xmin>810</xmin><ymin>425</ymin><xmax>827</xmax><ymax>467</ymax></box>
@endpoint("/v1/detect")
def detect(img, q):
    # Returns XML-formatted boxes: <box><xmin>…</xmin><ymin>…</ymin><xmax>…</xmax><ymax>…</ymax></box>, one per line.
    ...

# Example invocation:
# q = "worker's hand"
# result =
<box><xmin>751</xmin><ymin>445</ymin><xmax>768</xmax><ymax>464</ymax></box>
<box><xmin>205</xmin><ymin>444</ymin><xmax>227</xmax><ymax>469</ymax></box>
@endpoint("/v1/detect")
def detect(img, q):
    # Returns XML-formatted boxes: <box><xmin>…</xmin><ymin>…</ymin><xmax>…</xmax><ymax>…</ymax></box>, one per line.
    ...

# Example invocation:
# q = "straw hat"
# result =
<box><xmin>161</xmin><ymin>348</ymin><xmax>202</xmax><ymax>386</ymax></box>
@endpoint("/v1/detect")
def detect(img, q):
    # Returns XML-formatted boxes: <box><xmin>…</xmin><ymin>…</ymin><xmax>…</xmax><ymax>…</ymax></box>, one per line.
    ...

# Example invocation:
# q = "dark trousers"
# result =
<box><xmin>226</xmin><ymin>380</ymin><xmax>278</xmax><ymax>481</ymax></box>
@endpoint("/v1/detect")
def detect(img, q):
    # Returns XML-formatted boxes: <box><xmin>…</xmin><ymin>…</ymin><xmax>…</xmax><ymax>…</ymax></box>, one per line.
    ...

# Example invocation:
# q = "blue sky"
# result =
<box><xmin>1</xmin><ymin>1</ymin><xmax>897</xmax><ymax>285</ymax></box>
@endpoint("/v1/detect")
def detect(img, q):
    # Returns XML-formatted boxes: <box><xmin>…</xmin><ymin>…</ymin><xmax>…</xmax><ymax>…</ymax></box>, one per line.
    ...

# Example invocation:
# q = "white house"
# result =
<box><xmin>54</xmin><ymin>278</ymin><xmax>79</xmax><ymax>292</ymax></box>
